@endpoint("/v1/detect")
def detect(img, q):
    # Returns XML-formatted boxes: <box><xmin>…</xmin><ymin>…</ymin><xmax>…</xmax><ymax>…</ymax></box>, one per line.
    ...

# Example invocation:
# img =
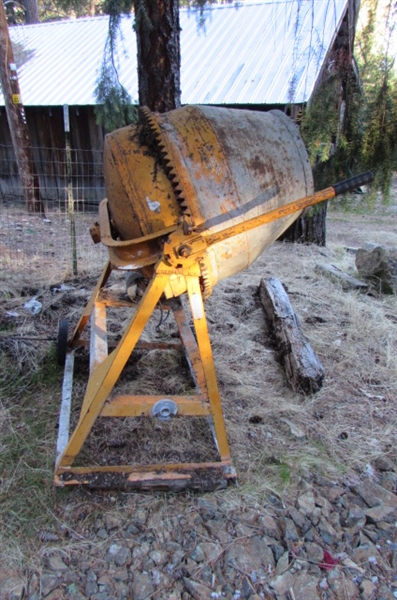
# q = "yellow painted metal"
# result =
<box><xmin>186</xmin><ymin>276</ymin><xmax>231</xmax><ymax>461</ymax></box>
<box><xmin>70</xmin><ymin>260</ymin><xmax>111</xmax><ymax>346</ymax></box>
<box><xmin>100</xmin><ymin>395</ymin><xmax>210</xmax><ymax>417</ymax></box>
<box><xmin>55</xmin><ymin>261</ymin><xmax>233</xmax><ymax>489</ymax></box>
<box><xmin>102</xmin><ymin>105</ymin><xmax>314</xmax><ymax>294</ymax></box>
<box><xmin>56</xmin><ymin>263</ymin><xmax>170</xmax><ymax>469</ymax></box>
<box><xmin>90</xmin><ymin>302</ymin><xmax>108</xmax><ymax>374</ymax></box>
<box><xmin>103</xmin><ymin>126</ymin><xmax>180</xmax><ymax>241</ymax></box>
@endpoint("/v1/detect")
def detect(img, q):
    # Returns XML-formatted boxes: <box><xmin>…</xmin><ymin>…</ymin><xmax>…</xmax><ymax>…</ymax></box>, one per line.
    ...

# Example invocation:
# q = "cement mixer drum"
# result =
<box><xmin>102</xmin><ymin>105</ymin><xmax>313</xmax><ymax>296</ymax></box>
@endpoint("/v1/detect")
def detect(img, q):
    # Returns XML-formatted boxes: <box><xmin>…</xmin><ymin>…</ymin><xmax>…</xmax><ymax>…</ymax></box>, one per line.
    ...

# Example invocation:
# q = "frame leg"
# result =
<box><xmin>186</xmin><ymin>276</ymin><xmax>231</xmax><ymax>462</ymax></box>
<box><xmin>56</xmin><ymin>268</ymin><xmax>170</xmax><ymax>469</ymax></box>
<box><xmin>70</xmin><ymin>260</ymin><xmax>112</xmax><ymax>347</ymax></box>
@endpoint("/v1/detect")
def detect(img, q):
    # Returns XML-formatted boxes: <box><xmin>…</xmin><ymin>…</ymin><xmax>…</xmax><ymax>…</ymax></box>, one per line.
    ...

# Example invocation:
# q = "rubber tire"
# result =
<box><xmin>57</xmin><ymin>319</ymin><xmax>69</xmax><ymax>366</ymax></box>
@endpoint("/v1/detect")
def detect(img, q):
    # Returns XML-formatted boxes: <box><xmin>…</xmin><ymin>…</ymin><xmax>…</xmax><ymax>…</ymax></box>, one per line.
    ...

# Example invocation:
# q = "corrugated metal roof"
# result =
<box><xmin>0</xmin><ymin>0</ymin><xmax>347</xmax><ymax>106</ymax></box>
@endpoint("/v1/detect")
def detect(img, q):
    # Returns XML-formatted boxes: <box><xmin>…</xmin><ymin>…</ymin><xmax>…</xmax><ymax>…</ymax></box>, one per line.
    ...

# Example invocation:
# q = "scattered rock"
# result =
<box><xmin>183</xmin><ymin>577</ymin><xmax>214</xmax><ymax>599</ymax></box>
<box><xmin>0</xmin><ymin>576</ymin><xmax>25</xmax><ymax>600</ymax></box>
<box><xmin>352</xmin><ymin>481</ymin><xmax>397</xmax><ymax>508</ymax></box>
<box><xmin>297</xmin><ymin>492</ymin><xmax>316</xmax><ymax>517</ymax></box>
<box><xmin>292</xmin><ymin>572</ymin><xmax>321</xmax><ymax>600</ymax></box>
<box><xmin>355</xmin><ymin>243</ymin><xmax>397</xmax><ymax>293</ymax></box>
<box><xmin>131</xmin><ymin>572</ymin><xmax>154</xmax><ymax>600</ymax></box>
<box><xmin>365</xmin><ymin>504</ymin><xmax>397</xmax><ymax>524</ymax></box>
<box><xmin>269</xmin><ymin>571</ymin><xmax>295</xmax><ymax>596</ymax></box>
<box><xmin>374</xmin><ymin>456</ymin><xmax>395</xmax><ymax>472</ymax></box>
<box><xmin>259</xmin><ymin>515</ymin><xmax>282</xmax><ymax>540</ymax></box>
<box><xmin>40</xmin><ymin>574</ymin><xmax>59</xmax><ymax>597</ymax></box>
<box><xmin>360</xmin><ymin>578</ymin><xmax>377</xmax><ymax>600</ymax></box>
<box><xmin>45</xmin><ymin>554</ymin><xmax>69</xmax><ymax>572</ymax></box>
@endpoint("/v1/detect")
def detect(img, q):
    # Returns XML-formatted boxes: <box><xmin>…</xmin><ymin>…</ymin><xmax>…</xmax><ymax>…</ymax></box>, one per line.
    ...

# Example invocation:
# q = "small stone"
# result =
<box><xmin>342</xmin><ymin>558</ymin><xmax>365</xmax><ymax>574</ymax></box>
<box><xmin>259</xmin><ymin>515</ymin><xmax>282</xmax><ymax>540</ymax></box>
<box><xmin>327</xmin><ymin>486</ymin><xmax>345</xmax><ymax>502</ymax></box>
<box><xmin>269</xmin><ymin>571</ymin><xmax>295</xmax><ymax>595</ymax></box>
<box><xmin>183</xmin><ymin>577</ymin><xmax>213</xmax><ymax>599</ymax></box>
<box><xmin>46</xmin><ymin>555</ymin><xmax>68</xmax><ymax>572</ymax></box>
<box><xmin>271</xmin><ymin>543</ymin><xmax>286</xmax><ymax>562</ymax></box>
<box><xmin>352</xmin><ymin>481</ymin><xmax>397</xmax><ymax>508</ymax></box>
<box><xmin>297</xmin><ymin>491</ymin><xmax>316</xmax><ymax>517</ymax></box>
<box><xmin>127</xmin><ymin>524</ymin><xmax>140</xmax><ymax>535</ymax></box>
<box><xmin>201</xmin><ymin>542</ymin><xmax>221</xmax><ymax>562</ymax></box>
<box><xmin>310</xmin><ymin>507</ymin><xmax>322</xmax><ymax>526</ymax></box>
<box><xmin>149</xmin><ymin>549</ymin><xmax>168</xmax><ymax>566</ymax></box>
<box><xmin>281</xmin><ymin>517</ymin><xmax>299</xmax><ymax>542</ymax></box>
<box><xmin>226</xmin><ymin>536</ymin><xmax>274</xmax><ymax>573</ymax></box>
<box><xmin>114</xmin><ymin>546</ymin><xmax>131</xmax><ymax>567</ymax></box>
<box><xmin>292</xmin><ymin>572</ymin><xmax>321</xmax><ymax>600</ymax></box>
<box><xmin>315</xmin><ymin>496</ymin><xmax>333</xmax><ymax>520</ymax></box>
<box><xmin>378</xmin><ymin>471</ymin><xmax>397</xmax><ymax>492</ymax></box>
<box><xmin>190</xmin><ymin>545</ymin><xmax>205</xmax><ymax>563</ymax></box>
<box><xmin>329</xmin><ymin>574</ymin><xmax>359</xmax><ymax>598</ymax></box>
<box><xmin>241</xmin><ymin>576</ymin><xmax>256</xmax><ymax>598</ymax></box>
<box><xmin>374</xmin><ymin>456</ymin><xmax>395</xmax><ymax>472</ymax></box>
<box><xmin>360</xmin><ymin>579</ymin><xmax>377</xmax><ymax>599</ymax></box>
<box><xmin>96</xmin><ymin>528</ymin><xmax>108</xmax><ymax>540</ymax></box>
<box><xmin>289</xmin><ymin>507</ymin><xmax>310</xmax><ymax>532</ymax></box>
<box><xmin>317</xmin><ymin>517</ymin><xmax>339</xmax><ymax>545</ymax></box>
<box><xmin>105</xmin><ymin>513</ymin><xmax>124</xmax><ymax>531</ymax></box>
<box><xmin>304</xmin><ymin>542</ymin><xmax>324</xmax><ymax>564</ymax></box>
<box><xmin>197</xmin><ymin>498</ymin><xmax>218</xmax><ymax>520</ymax></box>
<box><xmin>40</xmin><ymin>574</ymin><xmax>59</xmax><ymax>597</ymax></box>
<box><xmin>365</xmin><ymin>504</ymin><xmax>397</xmax><ymax>524</ymax></box>
<box><xmin>351</xmin><ymin>542</ymin><xmax>381</xmax><ymax>566</ymax></box>
<box><xmin>341</xmin><ymin>505</ymin><xmax>366</xmax><ymax>528</ymax></box>
<box><xmin>276</xmin><ymin>551</ymin><xmax>290</xmax><ymax>574</ymax></box>
<box><xmin>131</xmin><ymin>572</ymin><xmax>154</xmax><ymax>600</ymax></box>
<box><xmin>85</xmin><ymin>570</ymin><xmax>98</xmax><ymax>597</ymax></box>
<box><xmin>0</xmin><ymin>577</ymin><xmax>25</xmax><ymax>600</ymax></box>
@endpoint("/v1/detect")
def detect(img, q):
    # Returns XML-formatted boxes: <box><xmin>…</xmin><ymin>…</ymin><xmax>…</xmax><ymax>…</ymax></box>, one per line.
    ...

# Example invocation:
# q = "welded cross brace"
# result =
<box><xmin>54</xmin><ymin>260</ymin><xmax>236</xmax><ymax>491</ymax></box>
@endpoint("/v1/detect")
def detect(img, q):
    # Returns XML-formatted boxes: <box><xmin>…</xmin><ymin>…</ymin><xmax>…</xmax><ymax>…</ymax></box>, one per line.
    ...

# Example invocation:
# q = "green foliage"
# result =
<box><xmin>95</xmin><ymin>61</ymin><xmax>137</xmax><ymax>131</ymax></box>
<box><xmin>300</xmin><ymin>0</ymin><xmax>397</xmax><ymax>199</ymax></box>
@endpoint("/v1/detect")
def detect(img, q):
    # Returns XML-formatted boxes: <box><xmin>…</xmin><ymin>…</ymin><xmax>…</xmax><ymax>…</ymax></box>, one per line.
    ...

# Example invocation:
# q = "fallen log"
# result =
<box><xmin>315</xmin><ymin>263</ymin><xmax>369</xmax><ymax>291</ymax></box>
<box><xmin>259</xmin><ymin>277</ymin><xmax>325</xmax><ymax>394</ymax></box>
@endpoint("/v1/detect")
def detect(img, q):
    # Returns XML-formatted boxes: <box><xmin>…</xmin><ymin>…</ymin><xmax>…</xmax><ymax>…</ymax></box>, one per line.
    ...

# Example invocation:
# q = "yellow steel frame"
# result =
<box><xmin>54</xmin><ymin>259</ymin><xmax>235</xmax><ymax>490</ymax></box>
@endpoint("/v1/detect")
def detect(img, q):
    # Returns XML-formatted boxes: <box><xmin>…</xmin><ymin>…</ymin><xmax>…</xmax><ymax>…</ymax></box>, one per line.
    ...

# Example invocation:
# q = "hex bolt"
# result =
<box><xmin>178</xmin><ymin>245</ymin><xmax>192</xmax><ymax>258</ymax></box>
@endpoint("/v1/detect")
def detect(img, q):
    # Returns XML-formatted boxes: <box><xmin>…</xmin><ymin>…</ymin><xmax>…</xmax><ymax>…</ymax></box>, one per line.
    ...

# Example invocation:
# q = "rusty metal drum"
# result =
<box><xmin>101</xmin><ymin>105</ymin><xmax>313</xmax><ymax>294</ymax></box>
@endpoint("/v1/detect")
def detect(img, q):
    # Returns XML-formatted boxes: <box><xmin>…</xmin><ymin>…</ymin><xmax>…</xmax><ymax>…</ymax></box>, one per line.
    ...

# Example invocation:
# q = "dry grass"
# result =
<box><xmin>0</xmin><ymin>193</ymin><xmax>396</xmax><ymax>577</ymax></box>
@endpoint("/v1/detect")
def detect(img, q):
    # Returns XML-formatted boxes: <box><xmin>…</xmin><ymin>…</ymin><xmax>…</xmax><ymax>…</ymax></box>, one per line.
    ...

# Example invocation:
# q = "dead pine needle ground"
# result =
<box><xmin>0</xmin><ymin>193</ymin><xmax>396</xmax><ymax>595</ymax></box>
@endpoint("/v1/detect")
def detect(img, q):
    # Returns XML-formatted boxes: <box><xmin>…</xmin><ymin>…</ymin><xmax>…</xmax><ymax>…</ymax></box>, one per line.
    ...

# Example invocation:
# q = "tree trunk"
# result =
<box><xmin>279</xmin><ymin>203</ymin><xmax>327</xmax><ymax>246</ymax></box>
<box><xmin>133</xmin><ymin>0</ymin><xmax>181</xmax><ymax>112</ymax></box>
<box><xmin>0</xmin><ymin>1</ymin><xmax>44</xmax><ymax>214</ymax></box>
<box><xmin>22</xmin><ymin>0</ymin><xmax>39</xmax><ymax>24</ymax></box>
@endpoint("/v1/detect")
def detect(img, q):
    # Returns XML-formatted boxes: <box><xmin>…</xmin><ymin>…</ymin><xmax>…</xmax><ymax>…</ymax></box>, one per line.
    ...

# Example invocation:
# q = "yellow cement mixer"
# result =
<box><xmin>54</xmin><ymin>105</ymin><xmax>373</xmax><ymax>490</ymax></box>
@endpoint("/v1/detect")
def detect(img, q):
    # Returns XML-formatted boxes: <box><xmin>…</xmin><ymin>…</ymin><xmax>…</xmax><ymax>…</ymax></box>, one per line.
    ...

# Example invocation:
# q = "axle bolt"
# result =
<box><xmin>178</xmin><ymin>245</ymin><xmax>191</xmax><ymax>258</ymax></box>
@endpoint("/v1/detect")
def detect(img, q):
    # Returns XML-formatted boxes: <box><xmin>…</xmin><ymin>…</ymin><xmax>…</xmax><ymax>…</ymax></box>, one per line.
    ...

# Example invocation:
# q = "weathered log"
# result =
<box><xmin>315</xmin><ymin>263</ymin><xmax>369</xmax><ymax>290</ymax></box>
<box><xmin>259</xmin><ymin>277</ymin><xmax>325</xmax><ymax>394</ymax></box>
<box><xmin>355</xmin><ymin>243</ymin><xmax>397</xmax><ymax>294</ymax></box>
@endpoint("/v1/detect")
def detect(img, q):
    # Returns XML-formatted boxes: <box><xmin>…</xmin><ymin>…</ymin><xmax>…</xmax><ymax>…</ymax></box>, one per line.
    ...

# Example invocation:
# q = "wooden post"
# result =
<box><xmin>0</xmin><ymin>1</ymin><xmax>44</xmax><ymax>214</ymax></box>
<box><xmin>63</xmin><ymin>104</ymin><xmax>78</xmax><ymax>275</ymax></box>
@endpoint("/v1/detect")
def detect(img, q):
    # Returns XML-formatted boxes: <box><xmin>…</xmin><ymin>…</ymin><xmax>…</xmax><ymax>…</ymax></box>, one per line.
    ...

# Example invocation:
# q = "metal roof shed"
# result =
<box><xmin>1</xmin><ymin>0</ymin><xmax>349</xmax><ymax>107</ymax></box>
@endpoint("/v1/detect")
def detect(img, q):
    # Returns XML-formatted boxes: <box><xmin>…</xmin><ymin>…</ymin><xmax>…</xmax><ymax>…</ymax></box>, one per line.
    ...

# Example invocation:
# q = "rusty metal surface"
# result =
<box><xmin>103</xmin><ymin>105</ymin><xmax>313</xmax><ymax>294</ymax></box>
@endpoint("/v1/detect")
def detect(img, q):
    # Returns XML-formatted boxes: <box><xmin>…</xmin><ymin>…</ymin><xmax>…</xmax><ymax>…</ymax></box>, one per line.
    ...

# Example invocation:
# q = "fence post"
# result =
<box><xmin>63</xmin><ymin>104</ymin><xmax>78</xmax><ymax>276</ymax></box>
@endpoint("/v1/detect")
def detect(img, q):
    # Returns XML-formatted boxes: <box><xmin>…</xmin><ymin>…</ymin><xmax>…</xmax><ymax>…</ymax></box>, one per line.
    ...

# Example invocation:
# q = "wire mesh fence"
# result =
<box><xmin>0</xmin><ymin>144</ymin><xmax>108</xmax><ymax>278</ymax></box>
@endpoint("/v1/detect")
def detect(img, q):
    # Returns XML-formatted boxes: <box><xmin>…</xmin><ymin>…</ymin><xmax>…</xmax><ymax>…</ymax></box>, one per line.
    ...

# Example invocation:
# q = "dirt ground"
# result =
<box><xmin>0</xmin><ymin>195</ymin><xmax>396</xmax><ymax>599</ymax></box>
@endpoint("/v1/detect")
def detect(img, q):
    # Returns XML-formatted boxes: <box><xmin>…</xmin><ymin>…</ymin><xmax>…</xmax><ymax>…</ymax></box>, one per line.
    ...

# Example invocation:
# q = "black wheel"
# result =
<box><xmin>57</xmin><ymin>319</ymin><xmax>69</xmax><ymax>366</ymax></box>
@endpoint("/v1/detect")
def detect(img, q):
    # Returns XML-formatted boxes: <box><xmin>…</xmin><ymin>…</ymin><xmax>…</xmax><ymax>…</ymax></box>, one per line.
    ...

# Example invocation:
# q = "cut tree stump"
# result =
<box><xmin>259</xmin><ymin>277</ymin><xmax>325</xmax><ymax>394</ymax></box>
